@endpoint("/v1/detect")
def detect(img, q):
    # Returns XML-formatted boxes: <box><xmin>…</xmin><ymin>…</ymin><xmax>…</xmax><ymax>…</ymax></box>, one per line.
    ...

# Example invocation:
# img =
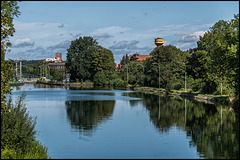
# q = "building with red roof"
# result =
<box><xmin>117</xmin><ymin>53</ymin><xmax>152</xmax><ymax>71</ymax></box>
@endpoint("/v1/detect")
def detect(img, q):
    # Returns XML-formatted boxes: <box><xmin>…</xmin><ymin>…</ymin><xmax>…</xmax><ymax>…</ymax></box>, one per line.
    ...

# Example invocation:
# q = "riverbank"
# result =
<box><xmin>36</xmin><ymin>80</ymin><xmax>94</xmax><ymax>88</ymax></box>
<box><xmin>34</xmin><ymin>81</ymin><xmax>233</xmax><ymax>105</ymax></box>
<box><xmin>132</xmin><ymin>86</ymin><xmax>232</xmax><ymax>105</ymax></box>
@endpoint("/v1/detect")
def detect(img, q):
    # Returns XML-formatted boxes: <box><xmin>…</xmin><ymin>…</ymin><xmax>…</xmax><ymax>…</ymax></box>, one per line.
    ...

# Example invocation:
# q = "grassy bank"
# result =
<box><xmin>133</xmin><ymin>86</ymin><xmax>232</xmax><ymax>105</ymax></box>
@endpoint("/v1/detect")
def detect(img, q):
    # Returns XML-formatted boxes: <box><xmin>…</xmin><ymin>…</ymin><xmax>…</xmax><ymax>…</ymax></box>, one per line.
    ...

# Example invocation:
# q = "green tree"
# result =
<box><xmin>66</xmin><ymin>36</ymin><xmax>98</xmax><ymax>81</ymax></box>
<box><xmin>66</xmin><ymin>37</ymin><xmax>116</xmax><ymax>85</ymax></box>
<box><xmin>51</xmin><ymin>68</ymin><xmax>65</xmax><ymax>81</ymax></box>
<box><xmin>145</xmin><ymin>45</ymin><xmax>187</xmax><ymax>90</ymax></box>
<box><xmin>92</xmin><ymin>45</ymin><xmax>116</xmax><ymax>83</ymax></box>
<box><xmin>120</xmin><ymin>61</ymin><xmax>144</xmax><ymax>85</ymax></box>
<box><xmin>93</xmin><ymin>71</ymin><xmax>107</xmax><ymax>86</ymax></box>
<box><xmin>1</xmin><ymin>1</ymin><xmax>21</xmax><ymax>112</ymax></box>
<box><xmin>188</xmin><ymin>14</ymin><xmax>239</xmax><ymax>95</ymax></box>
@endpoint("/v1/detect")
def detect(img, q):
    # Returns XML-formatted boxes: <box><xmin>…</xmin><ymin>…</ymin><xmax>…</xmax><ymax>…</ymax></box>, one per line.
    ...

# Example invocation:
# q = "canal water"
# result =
<box><xmin>9</xmin><ymin>84</ymin><xmax>239</xmax><ymax>159</ymax></box>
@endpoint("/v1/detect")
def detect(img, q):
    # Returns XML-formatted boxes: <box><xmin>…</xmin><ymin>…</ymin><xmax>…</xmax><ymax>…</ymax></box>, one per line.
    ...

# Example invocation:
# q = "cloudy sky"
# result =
<box><xmin>6</xmin><ymin>1</ymin><xmax>239</xmax><ymax>64</ymax></box>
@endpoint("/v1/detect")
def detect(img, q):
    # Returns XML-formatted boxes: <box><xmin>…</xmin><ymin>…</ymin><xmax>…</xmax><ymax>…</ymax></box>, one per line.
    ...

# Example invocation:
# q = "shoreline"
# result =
<box><xmin>132</xmin><ymin>87</ymin><xmax>231</xmax><ymax>105</ymax></box>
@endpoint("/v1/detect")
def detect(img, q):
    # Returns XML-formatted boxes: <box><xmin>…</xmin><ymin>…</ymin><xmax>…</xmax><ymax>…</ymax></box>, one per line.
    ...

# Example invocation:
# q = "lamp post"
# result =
<box><xmin>137</xmin><ymin>63</ymin><xmax>144</xmax><ymax>86</ymax></box>
<box><xmin>127</xmin><ymin>64</ymin><xmax>128</xmax><ymax>85</ymax></box>
<box><xmin>177</xmin><ymin>61</ymin><xmax>186</xmax><ymax>92</ymax></box>
<box><xmin>153</xmin><ymin>63</ymin><xmax>160</xmax><ymax>89</ymax></box>
<box><xmin>211</xmin><ymin>60</ymin><xmax>222</xmax><ymax>96</ymax></box>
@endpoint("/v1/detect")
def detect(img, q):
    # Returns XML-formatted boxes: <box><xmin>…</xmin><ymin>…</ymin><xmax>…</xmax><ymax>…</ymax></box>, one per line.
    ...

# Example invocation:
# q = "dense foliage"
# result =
<box><xmin>1</xmin><ymin>93</ymin><xmax>51</xmax><ymax>159</ymax></box>
<box><xmin>66</xmin><ymin>36</ymin><xmax>116</xmax><ymax>85</ymax></box>
<box><xmin>1</xmin><ymin>1</ymin><xmax>20</xmax><ymax>112</ymax></box>
<box><xmin>187</xmin><ymin>14</ymin><xmax>239</xmax><ymax>95</ymax></box>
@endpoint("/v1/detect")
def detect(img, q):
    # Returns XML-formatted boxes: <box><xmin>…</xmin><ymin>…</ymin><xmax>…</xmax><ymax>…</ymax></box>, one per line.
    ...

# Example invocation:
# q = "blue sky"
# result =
<box><xmin>6</xmin><ymin>1</ymin><xmax>239</xmax><ymax>64</ymax></box>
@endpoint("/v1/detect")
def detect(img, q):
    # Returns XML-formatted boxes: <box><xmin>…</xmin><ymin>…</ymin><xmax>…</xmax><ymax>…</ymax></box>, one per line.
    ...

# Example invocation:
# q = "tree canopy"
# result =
<box><xmin>66</xmin><ymin>36</ymin><xmax>116</xmax><ymax>85</ymax></box>
<box><xmin>1</xmin><ymin>1</ymin><xmax>20</xmax><ymax>112</ymax></box>
<box><xmin>187</xmin><ymin>14</ymin><xmax>239</xmax><ymax>94</ymax></box>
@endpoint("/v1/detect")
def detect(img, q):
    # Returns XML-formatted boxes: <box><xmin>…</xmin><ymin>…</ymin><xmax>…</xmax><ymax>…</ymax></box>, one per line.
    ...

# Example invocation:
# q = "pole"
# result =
<box><xmin>16</xmin><ymin>62</ymin><xmax>18</xmax><ymax>80</ymax></box>
<box><xmin>177</xmin><ymin>61</ymin><xmax>186</xmax><ymax>92</ymax></box>
<box><xmin>20</xmin><ymin>60</ymin><xmax>22</xmax><ymax>82</ymax></box>
<box><xmin>158</xmin><ymin>65</ymin><xmax>160</xmax><ymax>89</ymax></box>
<box><xmin>137</xmin><ymin>64</ymin><xmax>144</xmax><ymax>86</ymax></box>
<box><xmin>153</xmin><ymin>63</ymin><xmax>160</xmax><ymax>89</ymax></box>
<box><xmin>221</xmin><ymin>78</ymin><xmax>222</xmax><ymax>97</ymax></box>
<box><xmin>127</xmin><ymin>64</ymin><xmax>128</xmax><ymax>84</ymax></box>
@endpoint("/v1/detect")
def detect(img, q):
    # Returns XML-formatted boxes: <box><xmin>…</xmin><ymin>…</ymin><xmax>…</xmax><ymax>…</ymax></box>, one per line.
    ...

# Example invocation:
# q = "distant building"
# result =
<box><xmin>48</xmin><ymin>62</ymin><xmax>65</xmax><ymax>70</ymax></box>
<box><xmin>117</xmin><ymin>53</ymin><xmax>152</xmax><ymax>71</ymax></box>
<box><xmin>44</xmin><ymin>53</ymin><xmax>62</xmax><ymax>63</ymax></box>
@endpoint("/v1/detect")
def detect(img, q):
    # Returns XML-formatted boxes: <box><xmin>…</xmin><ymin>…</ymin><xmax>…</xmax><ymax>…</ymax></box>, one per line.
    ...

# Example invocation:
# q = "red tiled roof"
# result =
<box><xmin>117</xmin><ymin>54</ymin><xmax>152</xmax><ymax>70</ymax></box>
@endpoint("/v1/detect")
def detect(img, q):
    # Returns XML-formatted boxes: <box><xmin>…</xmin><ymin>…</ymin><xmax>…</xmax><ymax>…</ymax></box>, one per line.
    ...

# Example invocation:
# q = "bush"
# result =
<box><xmin>1</xmin><ymin>147</ymin><xmax>17</xmax><ymax>159</ymax></box>
<box><xmin>1</xmin><ymin>93</ymin><xmax>37</xmax><ymax>153</ymax></box>
<box><xmin>93</xmin><ymin>71</ymin><xmax>106</xmax><ymax>86</ymax></box>
<box><xmin>1</xmin><ymin>141</ymin><xmax>52</xmax><ymax>159</ymax></box>
<box><xmin>113</xmin><ymin>78</ymin><xmax>127</xmax><ymax>88</ymax></box>
<box><xmin>16</xmin><ymin>141</ymin><xmax>51</xmax><ymax>159</ymax></box>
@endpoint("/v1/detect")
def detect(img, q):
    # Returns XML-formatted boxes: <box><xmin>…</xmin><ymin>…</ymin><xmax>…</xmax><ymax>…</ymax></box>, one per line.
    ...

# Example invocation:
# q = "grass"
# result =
<box><xmin>134</xmin><ymin>86</ymin><xmax>230</xmax><ymax>104</ymax></box>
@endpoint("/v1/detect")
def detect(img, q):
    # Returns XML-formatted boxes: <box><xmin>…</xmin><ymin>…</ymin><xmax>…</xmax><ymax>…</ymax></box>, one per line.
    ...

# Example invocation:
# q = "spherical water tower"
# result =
<box><xmin>155</xmin><ymin>38</ymin><xmax>164</xmax><ymax>47</ymax></box>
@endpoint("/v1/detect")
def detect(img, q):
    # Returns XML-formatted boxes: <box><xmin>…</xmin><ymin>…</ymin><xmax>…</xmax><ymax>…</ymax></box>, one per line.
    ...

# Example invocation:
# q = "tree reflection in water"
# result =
<box><xmin>66</xmin><ymin>100</ymin><xmax>115</xmax><ymax>137</ymax></box>
<box><xmin>126</xmin><ymin>92</ymin><xmax>239</xmax><ymax>159</ymax></box>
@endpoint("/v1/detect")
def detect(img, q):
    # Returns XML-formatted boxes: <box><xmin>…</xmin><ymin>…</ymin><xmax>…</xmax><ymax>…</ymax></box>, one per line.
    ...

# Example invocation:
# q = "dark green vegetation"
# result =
<box><xmin>66</xmin><ymin>37</ymin><xmax>116</xmax><ymax>86</ymax></box>
<box><xmin>1</xmin><ymin>93</ymin><xmax>51</xmax><ymax>159</ymax></box>
<box><xmin>1</xmin><ymin>1</ymin><xmax>20</xmax><ymax>112</ymax></box>
<box><xmin>1</xmin><ymin>1</ymin><xmax>51</xmax><ymax>159</ymax></box>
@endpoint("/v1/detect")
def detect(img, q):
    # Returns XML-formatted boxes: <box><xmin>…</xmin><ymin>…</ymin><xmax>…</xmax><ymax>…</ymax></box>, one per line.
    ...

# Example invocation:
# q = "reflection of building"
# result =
<box><xmin>117</xmin><ymin>53</ymin><xmax>152</xmax><ymax>70</ymax></box>
<box><xmin>48</xmin><ymin>62</ymin><xmax>65</xmax><ymax>70</ymax></box>
<box><xmin>44</xmin><ymin>53</ymin><xmax>62</xmax><ymax>63</ymax></box>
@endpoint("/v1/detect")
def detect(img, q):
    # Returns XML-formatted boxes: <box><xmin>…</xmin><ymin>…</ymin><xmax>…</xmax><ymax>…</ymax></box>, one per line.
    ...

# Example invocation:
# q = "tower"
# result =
<box><xmin>155</xmin><ymin>38</ymin><xmax>164</xmax><ymax>47</ymax></box>
<box><xmin>56</xmin><ymin>53</ymin><xmax>62</xmax><ymax>62</ymax></box>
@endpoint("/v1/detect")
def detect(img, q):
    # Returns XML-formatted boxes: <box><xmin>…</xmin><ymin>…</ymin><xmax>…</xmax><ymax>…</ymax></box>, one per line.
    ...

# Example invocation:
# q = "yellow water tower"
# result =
<box><xmin>155</xmin><ymin>38</ymin><xmax>164</xmax><ymax>46</ymax></box>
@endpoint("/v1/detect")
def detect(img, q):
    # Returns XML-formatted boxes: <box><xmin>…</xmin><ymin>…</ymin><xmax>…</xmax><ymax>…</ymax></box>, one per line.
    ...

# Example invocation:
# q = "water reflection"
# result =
<box><xmin>66</xmin><ymin>100</ymin><xmax>115</xmax><ymax>137</ymax></box>
<box><xmin>127</xmin><ymin>92</ymin><xmax>239</xmax><ymax>159</ymax></box>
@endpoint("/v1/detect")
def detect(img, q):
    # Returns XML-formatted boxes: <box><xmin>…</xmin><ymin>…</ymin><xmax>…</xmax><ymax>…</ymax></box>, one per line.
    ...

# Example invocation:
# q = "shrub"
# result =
<box><xmin>16</xmin><ymin>141</ymin><xmax>51</xmax><ymax>159</ymax></box>
<box><xmin>113</xmin><ymin>78</ymin><xmax>127</xmax><ymax>88</ymax></box>
<box><xmin>93</xmin><ymin>71</ymin><xmax>106</xmax><ymax>86</ymax></box>
<box><xmin>1</xmin><ymin>147</ymin><xmax>17</xmax><ymax>159</ymax></box>
<box><xmin>1</xmin><ymin>93</ymin><xmax>37</xmax><ymax>153</ymax></box>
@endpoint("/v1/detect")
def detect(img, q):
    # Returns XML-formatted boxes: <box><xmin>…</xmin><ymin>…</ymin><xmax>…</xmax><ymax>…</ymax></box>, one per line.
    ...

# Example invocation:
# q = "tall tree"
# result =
<box><xmin>188</xmin><ymin>14</ymin><xmax>239</xmax><ymax>94</ymax></box>
<box><xmin>145</xmin><ymin>45</ymin><xmax>187</xmax><ymax>90</ymax></box>
<box><xmin>66</xmin><ymin>36</ymin><xmax>116</xmax><ymax>84</ymax></box>
<box><xmin>66</xmin><ymin>36</ymin><xmax>98</xmax><ymax>81</ymax></box>
<box><xmin>1</xmin><ymin>1</ymin><xmax>20</xmax><ymax>112</ymax></box>
<box><xmin>92</xmin><ymin>45</ymin><xmax>116</xmax><ymax>81</ymax></box>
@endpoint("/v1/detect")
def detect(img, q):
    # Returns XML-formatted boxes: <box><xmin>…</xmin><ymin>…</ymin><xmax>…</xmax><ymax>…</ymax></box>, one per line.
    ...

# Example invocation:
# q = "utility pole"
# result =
<box><xmin>127</xmin><ymin>64</ymin><xmax>128</xmax><ymax>84</ymax></box>
<box><xmin>153</xmin><ymin>63</ymin><xmax>160</xmax><ymax>89</ymax></box>
<box><xmin>20</xmin><ymin>57</ymin><xmax>22</xmax><ymax>82</ymax></box>
<box><xmin>16</xmin><ymin>61</ymin><xmax>18</xmax><ymax>80</ymax></box>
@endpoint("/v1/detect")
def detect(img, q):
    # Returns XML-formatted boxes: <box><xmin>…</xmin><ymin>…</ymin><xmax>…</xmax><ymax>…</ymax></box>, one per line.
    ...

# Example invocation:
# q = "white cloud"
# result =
<box><xmin>91</xmin><ymin>26</ymin><xmax>131</xmax><ymax>35</ymax></box>
<box><xmin>93</xmin><ymin>33</ymin><xmax>113</xmax><ymax>39</ymax></box>
<box><xmin>109</xmin><ymin>40</ymin><xmax>139</xmax><ymax>49</ymax></box>
<box><xmin>12</xmin><ymin>38</ymin><xmax>35</xmax><ymax>48</ymax></box>
<box><xmin>174</xmin><ymin>31</ymin><xmax>206</xmax><ymax>37</ymax></box>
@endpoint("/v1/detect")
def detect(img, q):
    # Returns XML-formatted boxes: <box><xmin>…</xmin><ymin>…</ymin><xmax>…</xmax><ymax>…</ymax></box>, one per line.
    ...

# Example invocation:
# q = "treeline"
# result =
<box><xmin>119</xmin><ymin>14</ymin><xmax>239</xmax><ymax>96</ymax></box>
<box><xmin>64</xmin><ymin>14</ymin><xmax>238</xmax><ymax>109</ymax></box>
<box><xmin>67</xmin><ymin>14</ymin><xmax>238</xmax><ymax>97</ymax></box>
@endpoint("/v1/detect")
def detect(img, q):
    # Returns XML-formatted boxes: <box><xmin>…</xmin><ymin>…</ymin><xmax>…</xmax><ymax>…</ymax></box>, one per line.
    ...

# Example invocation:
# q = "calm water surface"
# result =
<box><xmin>9</xmin><ymin>84</ymin><xmax>239</xmax><ymax>159</ymax></box>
